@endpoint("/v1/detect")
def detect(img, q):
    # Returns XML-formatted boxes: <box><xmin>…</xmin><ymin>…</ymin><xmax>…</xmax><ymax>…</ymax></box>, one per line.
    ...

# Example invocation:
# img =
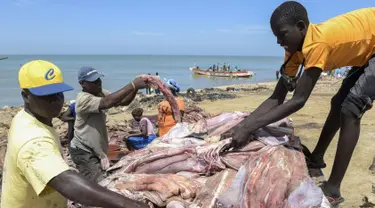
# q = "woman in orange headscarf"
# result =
<box><xmin>157</xmin><ymin>79</ymin><xmax>184</xmax><ymax>136</ymax></box>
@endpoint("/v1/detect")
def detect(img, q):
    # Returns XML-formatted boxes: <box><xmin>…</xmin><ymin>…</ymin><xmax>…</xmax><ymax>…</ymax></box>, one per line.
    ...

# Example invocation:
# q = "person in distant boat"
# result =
<box><xmin>213</xmin><ymin>64</ymin><xmax>216</xmax><ymax>71</ymax></box>
<box><xmin>124</xmin><ymin>108</ymin><xmax>156</xmax><ymax>150</ymax></box>
<box><xmin>223</xmin><ymin>2</ymin><xmax>375</xmax><ymax>206</ymax></box>
<box><xmin>157</xmin><ymin>79</ymin><xmax>185</xmax><ymax>136</ymax></box>
<box><xmin>70</xmin><ymin>66</ymin><xmax>149</xmax><ymax>182</ymax></box>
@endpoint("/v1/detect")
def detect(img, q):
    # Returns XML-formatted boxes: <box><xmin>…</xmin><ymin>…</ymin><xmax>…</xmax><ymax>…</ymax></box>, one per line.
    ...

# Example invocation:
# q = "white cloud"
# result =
<box><xmin>132</xmin><ymin>31</ymin><xmax>164</xmax><ymax>36</ymax></box>
<box><xmin>216</xmin><ymin>25</ymin><xmax>270</xmax><ymax>34</ymax></box>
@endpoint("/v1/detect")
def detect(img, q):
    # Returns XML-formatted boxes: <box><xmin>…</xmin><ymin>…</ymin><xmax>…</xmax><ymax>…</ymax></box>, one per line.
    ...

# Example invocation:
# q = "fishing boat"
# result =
<box><xmin>189</xmin><ymin>66</ymin><xmax>255</xmax><ymax>78</ymax></box>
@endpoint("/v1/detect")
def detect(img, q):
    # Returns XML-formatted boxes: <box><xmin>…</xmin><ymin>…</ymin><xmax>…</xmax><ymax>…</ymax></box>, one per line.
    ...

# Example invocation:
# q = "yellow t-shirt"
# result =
<box><xmin>284</xmin><ymin>7</ymin><xmax>375</xmax><ymax>76</ymax></box>
<box><xmin>1</xmin><ymin>109</ymin><xmax>70</xmax><ymax>208</ymax></box>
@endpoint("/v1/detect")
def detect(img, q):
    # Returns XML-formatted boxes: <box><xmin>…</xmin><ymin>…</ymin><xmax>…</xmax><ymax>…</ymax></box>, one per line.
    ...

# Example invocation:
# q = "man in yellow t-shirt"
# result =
<box><xmin>223</xmin><ymin>2</ymin><xmax>375</xmax><ymax>206</ymax></box>
<box><xmin>1</xmin><ymin>60</ymin><xmax>148</xmax><ymax>208</ymax></box>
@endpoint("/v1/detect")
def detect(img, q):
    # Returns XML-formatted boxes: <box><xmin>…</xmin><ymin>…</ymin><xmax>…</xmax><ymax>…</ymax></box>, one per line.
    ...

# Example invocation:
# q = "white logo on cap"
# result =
<box><xmin>86</xmin><ymin>70</ymin><xmax>97</xmax><ymax>75</ymax></box>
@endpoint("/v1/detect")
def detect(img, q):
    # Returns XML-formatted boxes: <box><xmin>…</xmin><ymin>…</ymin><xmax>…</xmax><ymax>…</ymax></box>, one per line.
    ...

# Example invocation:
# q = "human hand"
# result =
<box><xmin>132</xmin><ymin>77</ymin><xmax>149</xmax><ymax>90</ymax></box>
<box><xmin>100</xmin><ymin>156</ymin><xmax>110</xmax><ymax>170</ymax></box>
<box><xmin>221</xmin><ymin>124</ymin><xmax>252</xmax><ymax>150</ymax></box>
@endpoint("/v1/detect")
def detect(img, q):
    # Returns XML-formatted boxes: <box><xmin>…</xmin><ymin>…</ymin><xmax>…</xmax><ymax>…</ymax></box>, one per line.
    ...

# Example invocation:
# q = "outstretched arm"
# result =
<box><xmin>231</xmin><ymin>67</ymin><xmax>322</xmax><ymax>148</ymax></box>
<box><xmin>247</xmin><ymin>78</ymin><xmax>289</xmax><ymax>118</ymax></box>
<box><xmin>99</xmin><ymin>78</ymin><xmax>147</xmax><ymax>110</ymax></box>
<box><xmin>115</xmin><ymin>89</ymin><xmax>138</xmax><ymax>107</ymax></box>
<box><xmin>222</xmin><ymin>78</ymin><xmax>288</xmax><ymax>139</ymax></box>
<box><xmin>49</xmin><ymin>170</ymin><xmax>147</xmax><ymax>208</ymax></box>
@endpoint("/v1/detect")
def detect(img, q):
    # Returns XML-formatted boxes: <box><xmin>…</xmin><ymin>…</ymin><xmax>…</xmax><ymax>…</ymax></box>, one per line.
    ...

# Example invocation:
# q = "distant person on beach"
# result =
<box><xmin>60</xmin><ymin>100</ymin><xmax>76</xmax><ymax>142</ymax></box>
<box><xmin>155</xmin><ymin>72</ymin><xmax>161</xmax><ymax>95</ymax></box>
<box><xmin>124</xmin><ymin>108</ymin><xmax>156</xmax><ymax>150</ymax></box>
<box><xmin>222</xmin><ymin>2</ymin><xmax>375</xmax><ymax>206</ymax></box>
<box><xmin>1</xmin><ymin>60</ymin><xmax>148</xmax><ymax>208</ymax></box>
<box><xmin>69</xmin><ymin>66</ymin><xmax>149</xmax><ymax>182</ymax></box>
<box><xmin>146</xmin><ymin>73</ymin><xmax>152</xmax><ymax>95</ymax></box>
<box><xmin>157</xmin><ymin>79</ymin><xmax>185</xmax><ymax>136</ymax></box>
<box><xmin>276</xmin><ymin>70</ymin><xmax>280</xmax><ymax>80</ymax></box>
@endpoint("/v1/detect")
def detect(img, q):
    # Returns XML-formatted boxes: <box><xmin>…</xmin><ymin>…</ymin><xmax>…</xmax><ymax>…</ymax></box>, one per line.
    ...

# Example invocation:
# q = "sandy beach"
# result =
<box><xmin>0</xmin><ymin>77</ymin><xmax>373</xmax><ymax>207</ymax></box>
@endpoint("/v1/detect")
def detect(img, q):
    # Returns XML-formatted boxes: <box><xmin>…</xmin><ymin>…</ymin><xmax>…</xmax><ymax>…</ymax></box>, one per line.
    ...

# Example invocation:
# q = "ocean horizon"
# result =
<box><xmin>0</xmin><ymin>55</ymin><xmax>285</xmax><ymax>107</ymax></box>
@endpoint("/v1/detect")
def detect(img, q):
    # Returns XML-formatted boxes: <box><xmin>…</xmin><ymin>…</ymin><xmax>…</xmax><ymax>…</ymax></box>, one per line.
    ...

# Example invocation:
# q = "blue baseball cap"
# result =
<box><xmin>78</xmin><ymin>66</ymin><xmax>104</xmax><ymax>82</ymax></box>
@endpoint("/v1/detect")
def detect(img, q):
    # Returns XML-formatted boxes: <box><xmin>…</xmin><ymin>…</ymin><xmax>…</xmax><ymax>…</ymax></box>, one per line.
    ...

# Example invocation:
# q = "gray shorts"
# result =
<box><xmin>342</xmin><ymin>56</ymin><xmax>375</xmax><ymax>118</ymax></box>
<box><xmin>69</xmin><ymin>146</ymin><xmax>105</xmax><ymax>182</ymax></box>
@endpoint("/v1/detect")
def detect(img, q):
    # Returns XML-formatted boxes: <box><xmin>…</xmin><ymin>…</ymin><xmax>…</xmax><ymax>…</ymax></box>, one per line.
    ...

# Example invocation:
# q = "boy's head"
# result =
<box><xmin>131</xmin><ymin>108</ymin><xmax>143</xmax><ymax>121</ymax></box>
<box><xmin>19</xmin><ymin>60</ymin><xmax>73</xmax><ymax>119</ymax></box>
<box><xmin>78</xmin><ymin>66</ymin><xmax>104</xmax><ymax>95</ymax></box>
<box><xmin>270</xmin><ymin>1</ymin><xmax>309</xmax><ymax>54</ymax></box>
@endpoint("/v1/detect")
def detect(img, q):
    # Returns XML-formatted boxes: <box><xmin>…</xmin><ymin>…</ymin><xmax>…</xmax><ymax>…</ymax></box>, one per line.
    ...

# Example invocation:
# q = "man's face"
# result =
<box><xmin>23</xmin><ymin>90</ymin><xmax>64</xmax><ymax>118</ymax></box>
<box><xmin>271</xmin><ymin>21</ymin><xmax>306</xmax><ymax>54</ymax></box>
<box><xmin>81</xmin><ymin>78</ymin><xmax>102</xmax><ymax>95</ymax></box>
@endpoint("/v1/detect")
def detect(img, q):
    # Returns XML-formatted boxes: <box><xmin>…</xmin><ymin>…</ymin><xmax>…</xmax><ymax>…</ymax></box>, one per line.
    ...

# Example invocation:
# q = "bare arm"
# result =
<box><xmin>241</xmin><ymin>67</ymin><xmax>322</xmax><ymax>135</ymax></box>
<box><xmin>60</xmin><ymin>108</ymin><xmax>75</xmax><ymax>122</ymax></box>
<box><xmin>127</xmin><ymin>125</ymin><xmax>148</xmax><ymax>138</ymax></box>
<box><xmin>247</xmin><ymin>78</ymin><xmax>289</xmax><ymax>118</ymax></box>
<box><xmin>100</xmin><ymin>78</ymin><xmax>147</xmax><ymax>110</ymax></box>
<box><xmin>221</xmin><ymin>79</ymin><xmax>288</xmax><ymax>138</ymax></box>
<box><xmin>48</xmin><ymin>170</ymin><xmax>148</xmax><ymax>208</ymax></box>
<box><xmin>115</xmin><ymin>89</ymin><xmax>138</xmax><ymax>107</ymax></box>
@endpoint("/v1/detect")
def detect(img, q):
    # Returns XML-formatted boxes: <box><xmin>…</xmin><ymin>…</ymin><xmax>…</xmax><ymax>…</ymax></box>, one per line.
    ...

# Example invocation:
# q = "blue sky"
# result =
<box><xmin>0</xmin><ymin>0</ymin><xmax>373</xmax><ymax>56</ymax></box>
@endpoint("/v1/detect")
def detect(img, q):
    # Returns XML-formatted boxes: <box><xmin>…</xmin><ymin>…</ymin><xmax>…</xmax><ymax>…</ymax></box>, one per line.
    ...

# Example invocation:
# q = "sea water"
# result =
<box><xmin>0</xmin><ymin>55</ymin><xmax>284</xmax><ymax>106</ymax></box>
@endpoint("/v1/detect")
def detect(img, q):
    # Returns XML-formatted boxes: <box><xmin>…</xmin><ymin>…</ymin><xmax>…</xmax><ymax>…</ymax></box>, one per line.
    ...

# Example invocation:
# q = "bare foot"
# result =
<box><xmin>308</xmin><ymin>153</ymin><xmax>326</xmax><ymax>169</ymax></box>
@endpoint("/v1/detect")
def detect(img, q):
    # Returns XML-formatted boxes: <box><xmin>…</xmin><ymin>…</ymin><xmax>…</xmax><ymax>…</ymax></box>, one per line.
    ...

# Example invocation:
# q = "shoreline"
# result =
<box><xmin>0</xmin><ymin>80</ymin><xmax>279</xmax><ymax>109</ymax></box>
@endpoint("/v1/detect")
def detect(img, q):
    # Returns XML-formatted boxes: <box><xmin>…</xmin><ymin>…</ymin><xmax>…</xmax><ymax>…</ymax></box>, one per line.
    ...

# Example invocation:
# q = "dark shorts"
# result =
<box><xmin>339</xmin><ymin>56</ymin><xmax>375</xmax><ymax>118</ymax></box>
<box><xmin>69</xmin><ymin>146</ymin><xmax>104</xmax><ymax>182</ymax></box>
